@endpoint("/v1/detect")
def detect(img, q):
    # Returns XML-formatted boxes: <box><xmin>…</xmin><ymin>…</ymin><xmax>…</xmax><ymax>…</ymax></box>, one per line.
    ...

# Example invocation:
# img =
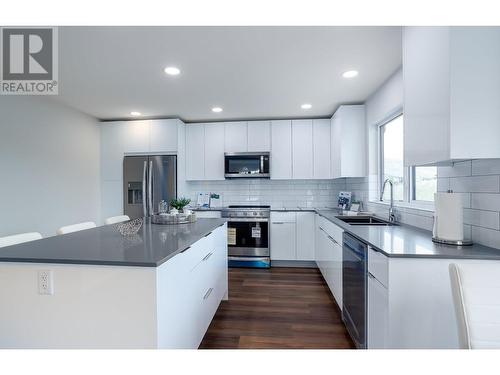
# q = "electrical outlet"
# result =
<box><xmin>38</xmin><ymin>270</ymin><xmax>54</xmax><ymax>295</ymax></box>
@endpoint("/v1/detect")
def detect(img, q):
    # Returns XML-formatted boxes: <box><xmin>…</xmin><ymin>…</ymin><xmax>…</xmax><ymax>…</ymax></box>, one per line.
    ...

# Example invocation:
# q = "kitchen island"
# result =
<box><xmin>0</xmin><ymin>218</ymin><xmax>228</xmax><ymax>349</ymax></box>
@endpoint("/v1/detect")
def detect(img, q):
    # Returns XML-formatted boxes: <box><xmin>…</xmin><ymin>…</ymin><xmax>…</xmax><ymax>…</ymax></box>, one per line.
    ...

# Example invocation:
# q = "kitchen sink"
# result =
<box><xmin>335</xmin><ymin>215</ymin><xmax>397</xmax><ymax>226</ymax></box>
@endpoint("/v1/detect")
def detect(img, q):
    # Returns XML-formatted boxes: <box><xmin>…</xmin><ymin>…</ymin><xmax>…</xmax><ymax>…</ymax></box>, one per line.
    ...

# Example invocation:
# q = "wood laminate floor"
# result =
<box><xmin>199</xmin><ymin>267</ymin><xmax>355</xmax><ymax>349</ymax></box>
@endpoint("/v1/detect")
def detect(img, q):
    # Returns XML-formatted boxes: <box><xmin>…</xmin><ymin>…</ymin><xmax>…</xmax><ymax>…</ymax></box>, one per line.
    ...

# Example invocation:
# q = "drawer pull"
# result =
<box><xmin>202</xmin><ymin>252</ymin><xmax>213</xmax><ymax>261</ymax></box>
<box><xmin>203</xmin><ymin>287</ymin><xmax>214</xmax><ymax>300</ymax></box>
<box><xmin>272</xmin><ymin>222</ymin><xmax>285</xmax><ymax>224</ymax></box>
<box><xmin>327</xmin><ymin>235</ymin><xmax>338</xmax><ymax>245</ymax></box>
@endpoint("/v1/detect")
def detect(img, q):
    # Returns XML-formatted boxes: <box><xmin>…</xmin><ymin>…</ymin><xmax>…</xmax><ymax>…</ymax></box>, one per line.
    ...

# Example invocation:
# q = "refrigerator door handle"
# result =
<box><xmin>142</xmin><ymin>161</ymin><xmax>147</xmax><ymax>217</ymax></box>
<box><xmin>148</xmin><ymin>160</ymin><xmax>153</xmax><ymax>216</ymax></box>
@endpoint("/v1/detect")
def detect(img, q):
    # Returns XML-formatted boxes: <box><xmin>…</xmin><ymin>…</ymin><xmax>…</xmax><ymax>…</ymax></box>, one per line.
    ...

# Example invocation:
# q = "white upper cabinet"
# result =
<box><xmin>100</xmin><ymin>121</ymin><xmax>126</xmax><ymax>181</ymax></box>
<box><xmin>292</xmin><ymin>120</ymin><xmax>314</xmax><ymax>179</ymax></box>
<box><xmin>204</xmin><ymin>123</ymin><xmax>225</xmax><ymax>180</ymax></box>
<box><xmin>224</xmin><ymin>122</ymin><xmax>248</xmax><ymax>152</ymax></box>
<box><xmin>313</xmin><ymin>119</ymin><xmax>331</xmax><ymax>179</ymax></box>
<box><xmin>270</xmin><ymin>120</ymin><xmax>293</xmax><ymax>179</ymax></box>
<box><xmin>247</xmin><ymin>121</ymin><xmax>271</xmax><ymax>151</ymax></box>
<box><xmin>149</xmin><ymin>119</ymin><xmax>179</xmax><ymax>153</ymax></box>
<box><xmin>404</xmin><ymin>26</ymin><xmax>500</xmax><ymax>166</ymax></box>
<box><xmin>330</xmin><ymin>105</ymin><xmax>366</xmax><ymax>179</ymax></box>
<box><xmin>123</xmin><ymin>120</ymin><xmax>150</xmax><ymax>153</ymax></box>
<box><xmin>186</xmin><ymin>124</ymin><xmax>205</xmax><ymax>180</ymax></box>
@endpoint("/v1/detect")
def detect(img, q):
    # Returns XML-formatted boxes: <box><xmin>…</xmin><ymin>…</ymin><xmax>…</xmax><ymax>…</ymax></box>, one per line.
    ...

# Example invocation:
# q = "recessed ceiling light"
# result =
<box><xmin>164</xmin><ymin>66</ymin><xmax>181</xmax><ymax>76</ymax></box>
<box><xmin>130</xmin><ymin>111</ymin><xmax>142</xmax><ymax>116</ymax></box>
<box><xmin>342</xmin><ymin>70</ymin><xmax>359</xmax><ymax>78</ymax></box>
<box><xmin>212</xmin><ymin>107</ymin><xmax>223</xmax><ymax>113</ymax></box>
<box><xmin>301</xmin><ymin>104</ymin><xmax>312</xmax><ymax>110</ymax></box>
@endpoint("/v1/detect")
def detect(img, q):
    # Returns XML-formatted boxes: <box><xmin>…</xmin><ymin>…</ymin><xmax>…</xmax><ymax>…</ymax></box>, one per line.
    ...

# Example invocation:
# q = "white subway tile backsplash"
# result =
<box><xmin>471</xmin><ymin>193</ymin><xmax>500</xmax><ymax>211</ymax></box>
<box><xmin>463</xmin><ymin>209</ymin><xmax>500</xmax><ymax>230</ymax></box>
<box><xmin>471</xmin><ymin>226</ymin><xmax>500</xmax><ymax>249</ymax></box>
<box><xmin>437</xmin><ymin>161</ymin><xmax>472</xmax><ymax>178</ymax></box>
<box><xmin>472</xmin><ymin>159</ymin><xmax>500</xmax><ymax>176</ymax></box>
<box><xmin>449</xmin><ymin>175</ymin><xmax>500</xmax><ymax>193</ymax></box>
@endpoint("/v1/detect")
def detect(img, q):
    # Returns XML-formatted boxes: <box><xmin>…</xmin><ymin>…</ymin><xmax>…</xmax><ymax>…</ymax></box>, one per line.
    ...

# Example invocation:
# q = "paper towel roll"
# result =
<box><xmin>433</xmin><ymin>192</ymin><xmax>464</xmax><ymax>242</ymax></box>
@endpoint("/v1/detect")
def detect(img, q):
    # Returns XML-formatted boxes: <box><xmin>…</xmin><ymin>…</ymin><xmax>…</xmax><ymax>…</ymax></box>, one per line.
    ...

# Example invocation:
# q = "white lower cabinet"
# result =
<box><xmin>315</xmin><ymin>214</ymin><xmax>343</xmax><ymax>308</ymax></box>
<box><xmin>156</xmin><ymin>224</ymin><xmax>228</xmax><ymax>349</ymax></box>
<box><xmin>368</xmin><ymin>273</ymin><xmax>389</xmax><ymax>349</ymax></box>
<box><xmin>270</xmin><ymin>212</ymin><xmax>315</xmax><ymax>261</ymax></box>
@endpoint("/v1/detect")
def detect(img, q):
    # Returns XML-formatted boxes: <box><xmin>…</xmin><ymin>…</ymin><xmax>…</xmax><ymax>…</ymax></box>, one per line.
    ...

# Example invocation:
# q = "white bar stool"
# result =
<box><xmin>104</xmin><ymin>215</ymin><xmax>130</xmax><ymax>225</ymax></box>
<box><xmin>0</xmin><ymin>232</ymin><xmax>43</xmax><ymax>248</ymax></box>
<box><xmin>450</xmin><ymin>263</ymin><xmax>500</xmax><ymax>349</ymax></box>
<box><xmin>56</xmin><ymin>222</ymin><xmax>96</xmax><ymax>235</ymax></box>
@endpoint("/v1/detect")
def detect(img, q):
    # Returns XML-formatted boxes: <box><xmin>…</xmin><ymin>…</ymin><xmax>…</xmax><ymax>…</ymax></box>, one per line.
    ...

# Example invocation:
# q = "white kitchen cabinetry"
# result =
<box><xmin>315</xmin><ymin>214</ymin><xmax>343</xmax><ymax>308</ymax></box>
<box><xmin>123</xmin><ymin>120</ymin><xmax>150</xmax><ymax>153</ymax></box>
<box><xmin>247</xmin><ymin>121</ymin><xmax>271</xmax><ymax>152</ymax></box>
<box><xmin>270</xmin><ymin>211</ymin><xmax>315</xmax><ymax>262</ymax></box>
<box><xmin>186</xmin><ymin>123</ymin><xmax>205</xmax><ymax>180</ymax></box>
<box><xmin>403</xmin><ymin>26</ymin><xmax>500</xmax><ymax>165</ymax></box>
<box><xmin>330</xmin><ymin>105</ymin><xmax>366</xmax><ymax>178</ymax></box>
<box><xmin>292</xmin><ymin>120</ymin><xmax>314</xmax><ymax>179</ymax></box>
<box><xmin>270</xmin><ymin>120</ymin><xmax>293</xmax><ymax>179</ymax></box>
<box><xmin>296</xmin><ymin>212</ymin><xmax>315</xmax><ymax>261</ymax></box>
<box><xmin>270</xmin><ymin>215</ymin><xmax>296</xmax><ymax>261</ymax></box>
<box><xmin>149</xmin><ymin>119</ymin><xmax>179</xmax><ymax>153</ymax></box>
<box><xmin>224</xmin><ymin>122</ymin><xmax>248</xmax><ymax>152</ymax></box>
<box><xmin>313</xmin><ymin>119</ymin><xmax>331</xmax><ymax>179</ymax></box>
<box><xmin>100</xmin><ymin>121</ymin><xmax>127</xmax><ymax>181</ymax></box>
<box><xmin>204</xmin><ymin>123</ymin><xmax>225</xmax><ymax>180</ymax></box>
<box><xmin>368</xmin><ymin>272</ymin><xmax>389</xmax><ymax>349</ymax></box>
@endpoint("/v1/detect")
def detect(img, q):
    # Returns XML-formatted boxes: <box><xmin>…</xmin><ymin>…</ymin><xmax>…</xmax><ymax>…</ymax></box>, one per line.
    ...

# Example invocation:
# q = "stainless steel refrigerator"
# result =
<box><xmin>123</xmin><ymin>155</ymin><xmax>177</xmax><ymax>219</ymax></box>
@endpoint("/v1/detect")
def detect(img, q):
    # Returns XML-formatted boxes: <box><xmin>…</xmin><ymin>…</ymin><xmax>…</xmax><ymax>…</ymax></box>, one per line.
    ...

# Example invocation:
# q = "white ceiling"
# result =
<box><xmin>55</xmin><ymin>26</ymin><xmax>402</xmax><ymax>122</ymax></box>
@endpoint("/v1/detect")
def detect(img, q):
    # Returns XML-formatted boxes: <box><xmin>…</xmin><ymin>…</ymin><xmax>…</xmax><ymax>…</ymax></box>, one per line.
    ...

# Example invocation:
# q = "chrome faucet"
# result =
<box><xmin>380</xmin><ymin>179</ymin><xmax>396</xmax><ymax>222</ymax></box>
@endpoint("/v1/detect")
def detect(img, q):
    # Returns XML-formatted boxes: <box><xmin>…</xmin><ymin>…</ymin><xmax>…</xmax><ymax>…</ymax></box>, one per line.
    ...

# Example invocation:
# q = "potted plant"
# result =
<box><xmin>170</xmin><ymin>197</ymin><xmax>191</xmax><ymax>214</ymax></box>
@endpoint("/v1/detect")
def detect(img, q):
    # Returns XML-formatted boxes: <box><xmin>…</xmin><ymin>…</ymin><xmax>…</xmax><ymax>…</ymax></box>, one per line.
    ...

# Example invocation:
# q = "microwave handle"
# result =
<box><xmin>260</xmin><ymin>155</ymin><xmax>264</xmax><ymax>172</ymax></box>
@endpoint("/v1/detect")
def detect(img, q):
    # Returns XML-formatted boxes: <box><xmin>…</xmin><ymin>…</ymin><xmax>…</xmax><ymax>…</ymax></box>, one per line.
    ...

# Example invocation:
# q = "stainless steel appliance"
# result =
<box><xmin>224</xmin><ymin>152</ymin><xmax>270</xmax><ymax>178</ymax></box>
<box><xmin>342</xmin><ymin>232</ymin><xmax>367</xmax><ymax>349</ymax></box>
<box><xmin>123</xmin><ymin>155</ymin><xmax>177</xmax><ymax>219</ymax></box>
<box><xmin>221</xmin><ymin>205</ymin><xmax>270</xmax><ymax>268</ymax></box>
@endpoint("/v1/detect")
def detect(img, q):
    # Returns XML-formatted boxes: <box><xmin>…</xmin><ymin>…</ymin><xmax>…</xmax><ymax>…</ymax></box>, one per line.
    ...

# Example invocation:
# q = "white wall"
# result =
<box><xmin>0</xmin><ymin>96</ymin><xmax>100</xmax><ymax>237</ymax></box>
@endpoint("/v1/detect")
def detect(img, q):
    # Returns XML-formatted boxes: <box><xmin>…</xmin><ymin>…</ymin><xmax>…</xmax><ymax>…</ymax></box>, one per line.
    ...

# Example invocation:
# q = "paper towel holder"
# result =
<box><xmin>432</xmin><ymin>189</ymin><xmax>473</xmax><ymax>246</ymax></box>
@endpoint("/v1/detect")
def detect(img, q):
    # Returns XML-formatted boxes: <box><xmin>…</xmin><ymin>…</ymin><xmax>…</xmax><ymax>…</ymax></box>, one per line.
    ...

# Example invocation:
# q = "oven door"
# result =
<box><xmin>224</xmin><ymin>153</ymin><xmax>270</xmax><ymax>178</ymax></box>
<box><xmin>227</xmin><ymin>219</ymin><xmax>269</xmax><ymax>257</ymax></box>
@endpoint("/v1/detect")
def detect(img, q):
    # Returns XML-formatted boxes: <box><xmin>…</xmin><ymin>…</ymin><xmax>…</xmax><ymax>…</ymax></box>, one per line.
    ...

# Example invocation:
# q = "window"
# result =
<box><xmin>379</xmin><ymin>114</ymin><xmax>437</xmax><ymax>204</ymax></box>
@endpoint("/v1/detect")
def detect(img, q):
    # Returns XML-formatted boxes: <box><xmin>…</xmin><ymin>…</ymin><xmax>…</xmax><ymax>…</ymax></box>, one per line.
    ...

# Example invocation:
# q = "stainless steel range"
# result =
<box><xmin>221</xmin><ymin>205</ymin><xmax>270</xmax><ymax>268</ymax></box>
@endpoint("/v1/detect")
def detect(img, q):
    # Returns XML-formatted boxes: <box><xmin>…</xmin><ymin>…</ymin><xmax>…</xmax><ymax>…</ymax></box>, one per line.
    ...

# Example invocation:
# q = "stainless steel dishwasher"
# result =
<box><xmin>342</xmin><ymin>232</ymin><xmax>368</xmax><ymax>349</ymax></box>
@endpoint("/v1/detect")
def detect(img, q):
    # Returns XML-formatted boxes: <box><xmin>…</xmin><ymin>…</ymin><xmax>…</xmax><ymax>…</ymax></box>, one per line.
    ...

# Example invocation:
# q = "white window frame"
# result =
<box><xmin>377</xmin><ymin>111</ymin><xmax>436</xmax><ymax>209</ymax></box>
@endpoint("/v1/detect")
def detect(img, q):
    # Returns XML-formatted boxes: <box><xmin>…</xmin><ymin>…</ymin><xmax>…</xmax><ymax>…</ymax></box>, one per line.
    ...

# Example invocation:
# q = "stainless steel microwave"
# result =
<box><xmin>224</xmin><ymin>152</ymin><xmax>270</xmax><ymax>178</ymax></box>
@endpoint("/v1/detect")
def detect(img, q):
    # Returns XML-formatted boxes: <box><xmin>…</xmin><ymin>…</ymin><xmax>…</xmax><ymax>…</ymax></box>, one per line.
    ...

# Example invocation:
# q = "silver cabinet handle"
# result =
<box><xmin>202</xmin><ymin>252</ymin><xmax>213</xmax><ymax>261</ymax></box>
<box><xmin>203</xmin><ymin>287</ymin><xmax>213</xmax><ymax>300</ymax></box>
<box><xmin>272</xmin><ymin>222</ymin><xmax>285</xmax><ymax>224</ymax></box>
<box><xmin>327</xmin><ymin>235</ymin><xmax>338</xmax><ymax>245</ymax></box>
<box><xmin>148</xmin><ymin>160</ymin><xmax>153</xmax><ymax>216</ymax></box>
<box><xmin>142</xmin><ymin>161</ymin><xmax>147</xmax><ymax>217</ymax></box>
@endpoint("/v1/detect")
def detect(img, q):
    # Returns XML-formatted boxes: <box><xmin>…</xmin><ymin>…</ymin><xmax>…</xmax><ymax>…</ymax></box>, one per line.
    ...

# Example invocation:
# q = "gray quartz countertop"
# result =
<box><xmin>316</xmin><ymin>209</ymin><xmax>500</xmax><ymax>260</ymax></box>
<box><xmin>0</xmin><ymin>218</ymin><xmax>227</xmax><ymax>267</ymax></box>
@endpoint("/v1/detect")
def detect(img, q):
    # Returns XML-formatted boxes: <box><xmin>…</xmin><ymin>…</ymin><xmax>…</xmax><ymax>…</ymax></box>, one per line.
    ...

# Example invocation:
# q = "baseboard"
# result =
<box><xmin>271</xmin><ymin>260</ymin><xmax>318</xmax><ymax>268</ymax></box>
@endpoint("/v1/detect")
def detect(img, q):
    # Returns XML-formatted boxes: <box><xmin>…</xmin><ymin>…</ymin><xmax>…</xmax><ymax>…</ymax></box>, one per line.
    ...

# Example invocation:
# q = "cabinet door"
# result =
<box><xmin>247</xmin><ymin>121</ymin><xmax>271</xmax><ymax>151</ymax></box>
<box><xmin>204</xmin><ymin>123</ymin><xmax>225</xmax><ymax>180</ymax></box>
<box><xmin>313</xmin><ymin>119</ymin><xmax>331</xmax><ymax>179</ymax></box>
<box><xmin>331</xmin><ymin>241</ymin><xmax>343</xmax><ymax>308</ymax></box>
<box><xmin>270</xmin><ymin>222</ymin><xmax>296</xmax><ymax>260</ymax></box>
<box><xmin>330</xmin><ymin>114</ymin><xmax>341</xmax><ymax>178</ymax></box>
<box><xmin>101</xmin><ymin>121</ymin><xmax>126</xmax><ymax>181</ymax></box>
<box><xmin>224</xmin><ymin>122</ymin><xmax>248</xmax><ymax>152</ymax></box>
<box><xmin>149</xmin><ymin>119</ymin><xmax>178</xmax><ymax>153</ymax></box>
<box><xmin>292</xmin><ymin>120</ymin><xmax>314</xmax><ymax>179</ymax></box>
<box><xmin>271</xmin><ymin>120</ymin><xmax>293</xmax><ymax>179</ymax></box>
<box><xmin>296</xmin><ymin>212</ymin><xmax>315</xmax><ymax>261</ymax></box>
<box><xmin>368</xmin><ymin>274</ymin><xmax>389</xmax><ymax>349</ymax></box>
<box><xmin>186</xmin><ymin>124</ymin><xmax>205</xmax><ymax>180</ymax></box>
<box><xmin>123</xmin><ymin>120</ymin><xmax>150</xmax><ymax>153</ymax></box>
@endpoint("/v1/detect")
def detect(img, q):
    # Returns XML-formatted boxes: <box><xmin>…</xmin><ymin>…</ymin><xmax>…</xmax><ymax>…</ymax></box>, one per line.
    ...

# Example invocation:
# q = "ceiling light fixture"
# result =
<box><xmin>130</xmin><ymin>111</ymin><xmax>142</xmax><ymax>116</ymax></box>
<box><xmin>342</xmin><ymin>70</ymin><xmax>359</xmax><ymax>78</ymax></box>
<box><xmin>212</xmin><ymin>107</ymin><xmax>223</xmax><ymax>113</ymax></box>
<box><xmin>301</xmin><ymin>104</ymin><xmax>312</xmax><ymax>110</ymax></box>
<box><xmin>164</xmin><ymin>66</ymin><xmax>181</xmax><ymax>76</ymax></box>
